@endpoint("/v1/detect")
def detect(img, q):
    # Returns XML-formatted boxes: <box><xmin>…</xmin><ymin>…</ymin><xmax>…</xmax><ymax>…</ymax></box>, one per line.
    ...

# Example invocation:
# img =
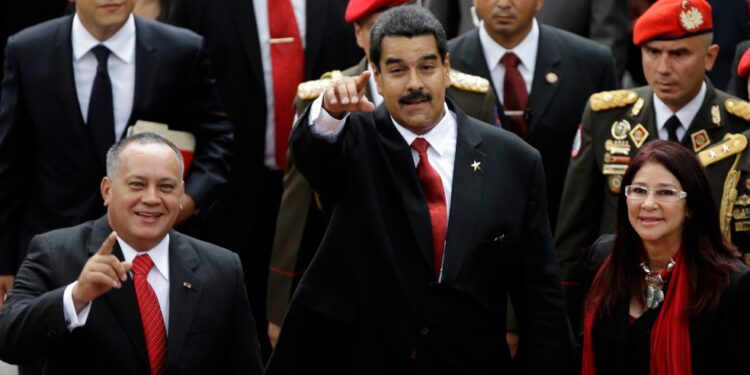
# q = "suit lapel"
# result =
<box><xmin>227</xmin><ymin>0</ymin><xmax>264</xmax><ymax>89</ymax></box>
<box><xmin>54</xmin><ymin>16</ymin><xmax>98</xmax><ymax>169</ymax></box>
<box><xmin>92</xmin><ymin>217</ymin><xmax>150</xmax><ymax>373</ymax></box>
<box><xmin>165</xmin><ymin>232</ymin><xmax>202</xmax><ymax>371</ymax></box>
<box><xmin>127</xmin><ymin>17</ymin><xmax>160</xmax><ymax>135</ymax></box>
<box><xmin>374</xmin><ymin>107</ymin><xmax>434</xmax><ymax>272</ymax></box>
<box><xmin>442</xmin><ymin>103</ymin><xmax>485</xmax><ymax>283</ymax></box>
<box><xmin>528</xmin><ymin>26</ymin><xmax>561</xmax><ymax>131</ymax></box>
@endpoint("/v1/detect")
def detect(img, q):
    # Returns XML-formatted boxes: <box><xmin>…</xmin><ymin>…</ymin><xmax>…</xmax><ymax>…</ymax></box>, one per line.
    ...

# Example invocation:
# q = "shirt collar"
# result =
<box><xmin>72</xmin><ymin>13</ymin><xmax>136</xmax><ymax>64</ymax></box>
<box><xmin>118</xmin><ymin>234</ymin><xmax>170</xmax><ymax>281</ymax></box>
<box><xmin>392</xmin><ymin>102</ymin><xmax>456</xmax><ymax>156</ymax></box>
<box><xmin>479</xmin><ymin>18</ymin><xmax>539</xmax><ymax>75</ymax></box>
<box><xmin>653</xmin><ymin>81</ymin><xmax>707</xmax><ymax>131</ymax></box>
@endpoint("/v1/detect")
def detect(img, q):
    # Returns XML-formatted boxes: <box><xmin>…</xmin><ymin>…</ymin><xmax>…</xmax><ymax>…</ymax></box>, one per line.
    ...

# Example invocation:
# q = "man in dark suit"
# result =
<box><xmin>164</xmin><ymin>0</ymin><xmax>362</xmax><ymax>355</ymax></box>
<box><xmin>448</xmin><ymin>0</ymin><xmax>617</xmax><ymax>232</ymax></box>
<box><xmin>266</xmin><ymin>6</ymin><xmax>573</xmax><ymax>374</ymax></box>
<box><xmin>0</xmin><ymin>0</ymin><xmax>232</xmax><ymax>309</ymax></box>
<box><xmin>0</xmin><ymin>133</ymin><xmax>262</xmax><ymax>374</ymax></box>
<box><xmin>555</xmin><ymin>0</ymin><xmax>750</xmax><ymax>334</ymax></box>
<box><xmin>266</xmin><ymin>0</ymin><xmax>498</xmax><ymax>346</ymax></box>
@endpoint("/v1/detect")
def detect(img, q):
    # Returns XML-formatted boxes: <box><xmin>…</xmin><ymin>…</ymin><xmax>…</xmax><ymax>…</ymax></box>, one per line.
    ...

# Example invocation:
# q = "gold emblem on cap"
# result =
<box><xmin>611</xmin><ymin>120</ymin><xmax>631</xmax><ymax>140</ymax></box>
<box><xmin>711</xmin><ymin>105</ymin><xmax>721</xmax><ymax>125</ymax></box>
<box><xmin>545</xmin><ymin>72</ymin><xmax>558</xmax><ymax>84</ymax></box>
<box><xmin>608</xmin><ymin>175</ymin><xmax>623</xmax><ymax>194</ymax></box>
<box><xmin>680</xmin><ymin>1</ymin><xmax>704</xmax><ymax>31</ymax></box>
<box><xmin>690</xmin><ymin>129</ymin><xmax>710</xmax><ymax>153</ymax></box>
<box><xmin>629</xmin><ymin>124</ymin><xmax>649</xmax><ymax>149</ymax></box>
<box><xmin>605</xmin><ymin>139</ymin><xmax>631</xmax><ymax>155</ymax></box>
<box><xmin>631</xmin><ymin>98</ymin><xmax>644</xmax><ymax>117</ymax></box>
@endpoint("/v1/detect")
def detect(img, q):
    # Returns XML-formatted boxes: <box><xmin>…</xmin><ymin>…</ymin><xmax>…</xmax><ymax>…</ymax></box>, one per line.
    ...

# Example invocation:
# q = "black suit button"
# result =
<box><xmin>420</xmin><ymin>327</ymin><xmax>429</xmax><ymax>336</ymax></box>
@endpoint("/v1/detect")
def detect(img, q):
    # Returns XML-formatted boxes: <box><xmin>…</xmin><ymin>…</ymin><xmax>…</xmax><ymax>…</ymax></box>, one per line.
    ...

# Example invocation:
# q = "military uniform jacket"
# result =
<box><xmin>556</xmin><ymin>82</ymin><xmax>750</xmax><ymax>285</ymax></box>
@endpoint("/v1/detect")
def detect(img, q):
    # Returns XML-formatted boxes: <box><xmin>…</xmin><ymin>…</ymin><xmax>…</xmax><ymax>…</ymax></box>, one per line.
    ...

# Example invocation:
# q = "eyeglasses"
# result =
<box><xmin>624</xmin><ymin>185</ymin><xmax>687</xmax><ymax>202</ymax></box>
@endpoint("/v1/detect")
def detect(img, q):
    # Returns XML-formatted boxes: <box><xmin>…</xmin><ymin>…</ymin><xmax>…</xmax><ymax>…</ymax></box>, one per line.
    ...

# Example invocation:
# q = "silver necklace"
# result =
<box><xmin>640</xmin><ymin>258</ymin><xmax>676</xmax><ymax>310</ymax></box>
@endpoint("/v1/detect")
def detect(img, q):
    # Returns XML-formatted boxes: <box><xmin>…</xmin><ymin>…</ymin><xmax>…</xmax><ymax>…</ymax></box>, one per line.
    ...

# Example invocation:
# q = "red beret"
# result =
<box><xmin>345</xmin><ymin>0</ymin><xmax>409</xmax><ymax>23</ymax></box>
<box><xmin>738</xmin><ymin>48</ymin><xmax>750</xmax><ymax>79</ymax></box>
<box><xmin>633</xmin><ymin>0</ymin><xmax>712</xmax><ymax>46</ymax></box>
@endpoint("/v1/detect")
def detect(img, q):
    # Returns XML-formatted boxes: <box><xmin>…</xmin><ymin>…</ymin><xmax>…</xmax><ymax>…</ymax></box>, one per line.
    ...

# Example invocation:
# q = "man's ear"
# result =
<box><xmin>444</xmin><ymin>52</ymin><xmax>452</xmax><ymax>88</ymax></box>
<box><xmin>101</xmin><ymin>177</ymin><xmax>111</xmax><ymax>206</ymax></box>
<box><xmin>372</xmin><ymin>61</ymin><xmax>384</xmax><ymax>95</ymax></box>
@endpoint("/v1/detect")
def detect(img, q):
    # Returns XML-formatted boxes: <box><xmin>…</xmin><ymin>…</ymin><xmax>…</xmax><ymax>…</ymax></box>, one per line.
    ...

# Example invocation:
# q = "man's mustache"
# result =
<box><xmin>399</xmin><ymin>90</ymin><xmax>432</xmax><ymax>104</ymax></box>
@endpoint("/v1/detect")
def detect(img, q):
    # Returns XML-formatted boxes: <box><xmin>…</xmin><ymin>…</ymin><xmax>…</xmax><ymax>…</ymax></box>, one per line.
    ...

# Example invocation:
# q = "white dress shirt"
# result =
<box><xmin>653</xmin><ymin>82</ymin><xmax>706</xmax><ymax>142</ymax></box>
<box><xmin>72</xmin><ymin>13</ymin><xmax>136</xmax><ymax>141</ymax></box>
<box><xmin>63</xmin><ymin>235</ymin><xmax>171</xmax><ymax>333</ymax></box>
<box><xmin>254</xmin><ymin>0</ymin><xmax>307</xmax><ymax>170</ymax></box>
<box><xmin>478</xmin><ymin>18</ymin><xmax>540</xmax><ymax>104</ymax></box>
<box><xmin>306</xmin><ymin>96</ymin><xmax>456</xmax><ymax>217</ymax></box>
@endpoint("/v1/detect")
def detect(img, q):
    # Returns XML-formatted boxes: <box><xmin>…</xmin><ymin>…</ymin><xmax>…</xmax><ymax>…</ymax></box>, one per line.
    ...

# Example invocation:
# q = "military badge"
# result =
<box><xmin>603</xmin><ymin>164</ymin><xmax>628</xmax><ymax>175</ymax></box>
<box><xmin>629</xmin><ymin>124</ymin><xmax>649</xmax><ymax>149</ymax></box>
<box><xmin>571</xmin><ymin>124</ymin><xmax>582</xmax><ymax>158</ymax></box>
<box><xmin>604</xmin><ymin>153</ymin><xmax>631</xmax><ymax>164</ymax></box>
<box><xmin>679</xmin><ymin>0</ymin><xmax>704</xmax><ymax>31</ymax></box>
<box><xmin>690</xmin><ymin>130</ymin><xmax>710</xmax><ymax>153</ymax></box>
<box><xmin>736</xmin><ymin>194</ymin><xmax>750</xmax><ymax>206</ymax></box>
<box><xmin>711</xmin><ymin>105</ymin><xmax>721</xmax><ymax>125</ymax></box>
<box><xmin>611</xmin><ymin>120</ymin><xmax>630</xmax><ymax>140</ymax></box>
<box><xmin>735</xmin><ymin>221</ymin><xmax>750</xmax><ymax>232</ymax></box>
<box><xmin>733</xmin><ymin>207</ymin><xmax>750</xmax><ymax>220</ymax></box>
<box><xmin>631</xmin><ymin>98</ymin><xmax>644</xmax><ymax>117</ymax></box>
<box><xmin>608</xmin><ymin>175</ymin><xmax>623</xmax><ymax>194</ymax></box>
<box><xmin>605</xmin><ymin>139</ymin><xmax>631</xmax><ymax>155</ymax></box>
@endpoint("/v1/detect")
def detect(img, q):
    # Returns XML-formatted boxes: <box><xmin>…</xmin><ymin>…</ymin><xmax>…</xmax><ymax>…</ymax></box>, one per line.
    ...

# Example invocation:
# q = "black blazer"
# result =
<box><xmin>448</xmin><ymin>25</ymin><xmax>616</xmax><ymax>230</ymax></box>
<box><xmin>0</xmin><ymin>15</ymin><xmax>234</xmax><ymax>274</ymax></box>
<box><xmin>266</xmin><ymin>100</ymin><xmax>574</xmax><ymax>374</ymax></box>
<box><xmin>0</xmin><ymin>216</ymin><xmax>263</xmax><ymax>374</ymax></box>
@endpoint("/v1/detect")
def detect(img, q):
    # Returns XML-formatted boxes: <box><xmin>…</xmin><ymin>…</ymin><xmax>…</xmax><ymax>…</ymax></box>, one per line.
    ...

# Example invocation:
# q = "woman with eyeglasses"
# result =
<box><xmin>581</xmin><ymin>140</ymin><xmax>750</xmax><ymax>375</ymax></box>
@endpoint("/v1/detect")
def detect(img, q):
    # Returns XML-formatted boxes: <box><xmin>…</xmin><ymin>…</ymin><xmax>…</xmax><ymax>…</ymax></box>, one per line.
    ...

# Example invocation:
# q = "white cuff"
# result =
<box><xmin>308</xmin><ymin>94</ymin><xmax>349</xmax><ymax>142</ymax></box>
<box><xmin>63</xmin><ymin>281</ymin><xmax>91</xmax><ymax>331</ymax></box>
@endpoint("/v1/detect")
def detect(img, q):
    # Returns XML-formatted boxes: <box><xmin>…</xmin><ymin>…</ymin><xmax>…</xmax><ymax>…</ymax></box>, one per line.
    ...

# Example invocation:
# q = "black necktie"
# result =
<box><xmin>664</xmin><ymin>115</ymin><xmax>681</xmax><ymax>143</ymax></box>
<box><xmin>87</xmin><ymin>45</ymin><xmax>116</xmax><ymax>164</ymax></box>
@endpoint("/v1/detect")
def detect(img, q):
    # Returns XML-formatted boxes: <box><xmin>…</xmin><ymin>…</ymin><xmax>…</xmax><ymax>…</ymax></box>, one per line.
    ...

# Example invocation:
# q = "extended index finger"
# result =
<box><xmin>354</xmin><ymin>70</ymin><xmax>371</xmax><ymax>94</ymax></box>
<box><xmin>97</xmin><ymin>231</ymin><xmax>118</xmax><ymax>255</ymax></box>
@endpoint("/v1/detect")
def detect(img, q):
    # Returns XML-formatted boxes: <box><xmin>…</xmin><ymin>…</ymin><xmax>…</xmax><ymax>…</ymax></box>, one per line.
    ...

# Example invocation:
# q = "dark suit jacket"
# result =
<box><xmin>164</xmin><ymin>0</ymin><xmax>363</xmax><ymax>253</ymax></box>
<box><xmin>448</xmin><ymin>25</ymin><xmax>616</xmax><ymax>230</ymax></box>
<box><xmin>707</xmin><ymin>0</ymin><xmax>750</xmax><ymax>90</ymax></box>
<box><xmin>266</xmin><ymin>100</ymin><xmax>573</xmax><ymax>374</ymax></box>
<box><xmin>0</xmin><ymin>216</ymin><xmax>263</xmax><ymax>374</ymax></box>
<box><xmin>726</xmin><ymin>39</ymin><xmax>750</xmax><ymax>100</ymax></box>
<box><xmin>0</xmin><ymin>15</ymin><xmax>233</xmax><ymax>275</ymax></box>
<box><xmin>584</xmin><ymin>235</ymin><xmax>750</xmax><ymax>374</ymax></box>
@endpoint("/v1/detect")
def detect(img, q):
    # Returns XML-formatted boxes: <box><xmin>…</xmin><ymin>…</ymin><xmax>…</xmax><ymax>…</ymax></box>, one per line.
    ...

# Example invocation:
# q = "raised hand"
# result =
<box><xmin>71</xmin><ymin>232</ymin><xmax>132</xmax><ymax>313</ymax></box>
<box><xmin>322</xmin><ymin>70</ymin><xmax>375</xmax><ymax>118</ymax></box>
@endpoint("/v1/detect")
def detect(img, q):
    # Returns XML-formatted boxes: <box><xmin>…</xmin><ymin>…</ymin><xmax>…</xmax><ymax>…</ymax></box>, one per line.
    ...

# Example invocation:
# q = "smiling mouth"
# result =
<box><xmin>136</xmin><ymin>212</ymin><xmax>163</xmax><ymax>218</ymax></box>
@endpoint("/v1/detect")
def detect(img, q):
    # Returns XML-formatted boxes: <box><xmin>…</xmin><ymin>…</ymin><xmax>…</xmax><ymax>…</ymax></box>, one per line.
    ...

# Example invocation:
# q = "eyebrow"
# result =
<box><xmin>384</xmin><ymin>53</ymin><xmax>439</xmax><ymax>66</ymax></box>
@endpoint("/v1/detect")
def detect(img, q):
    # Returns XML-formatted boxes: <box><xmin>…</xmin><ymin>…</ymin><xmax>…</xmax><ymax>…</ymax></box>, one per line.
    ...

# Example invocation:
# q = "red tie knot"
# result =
<box><xmin>501</xmin><ymin>52</ymin><xmax>521</xmax><ymax>68</ymax></box>
<box><xmin>132</xmin><ymin>254</ymin><xmax>154</xmax><ymax>276</ymax></box>
<box><xmin>411</xmin><ymin>138</ymin><xmax>430</xmax><ymax>155</ymax></box>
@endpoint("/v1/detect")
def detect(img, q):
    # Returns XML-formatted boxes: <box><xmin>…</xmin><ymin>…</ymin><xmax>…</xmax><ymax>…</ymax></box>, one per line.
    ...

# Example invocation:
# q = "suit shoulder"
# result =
<box><xmin>447</xmin><ymin>29</ymin><xmax>478</xmax><ymax>51</ymax></box>
<box><xmin>174</xmin><ymin>232</ymin><xmax>240</xmax><ymax>264</ymax></box>
<box><xmin>542</xmin><ymin>25</ymin><xmax>610</xmax><ymax>56</ymax></box>
<box><xmin>7</xmin><ymin>16</ymin><xmax>69</xmax><ymax>46</ymax></box>
<box><xmin>136</xmin><ymin>17</ymin><xmax>203</xmax><ymax>46</ymax></box>
<box><xmin>449</xmin><ymin>69</ymin><xmax>490</xmax><ymax>93</ymax></box>
<box><xmin>296</xmin><ymin>70</ymin><xmax>345</xmax><ymax>100</ymax></box>
<box><xmin>588</xmin><ymin>89</ymin><xmax>640</xmax><ymax>112</ymax></box>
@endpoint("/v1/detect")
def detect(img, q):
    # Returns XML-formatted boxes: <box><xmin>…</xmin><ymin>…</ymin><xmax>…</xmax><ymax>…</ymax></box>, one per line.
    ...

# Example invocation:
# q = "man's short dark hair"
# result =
<box><xmin>369</xmin><ymin>5</ymin><xmax>448</xmax><ymax>70</ymax></box>
<box><xmin>106</xmin><ymin>132</ymin><xmax>184</xmax><ymax>179</ymax></box>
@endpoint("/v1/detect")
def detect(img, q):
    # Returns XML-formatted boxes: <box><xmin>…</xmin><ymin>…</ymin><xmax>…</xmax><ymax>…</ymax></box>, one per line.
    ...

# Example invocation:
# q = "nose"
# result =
<box><xmin>640</xmin><ymin>191</ymin><xmax>660</xmax><ymax>209</ymax></box>
<box><xmin>406</xmin><ymin>69</ymin><xmax>424</xmax><ymax>92</ymax></box>
<box><xmin>655</xmin><ymin>53</ymin><xmax>671</xmax><ymax>76</ymax></box>
<box><xmin>496</xmin><ymin>0</ymin><xmax>511</xmax><ymax>8</ymax></box>
<box><xmin>141</xmin><ymin>186</ymin><xmax>160</xmax><ymax>205</ymax></box>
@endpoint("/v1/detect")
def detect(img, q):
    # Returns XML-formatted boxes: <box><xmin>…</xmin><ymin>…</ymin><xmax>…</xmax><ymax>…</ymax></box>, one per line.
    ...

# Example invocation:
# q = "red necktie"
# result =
<box><xmin>411</xmin><ymin>138</ymin><xmax>447</xmax><ymax>278</ymax></box>
<box><xmin>132</xmin><ymin>255</ymin><xmax>167</xmax><ymax>375</ymax></box>
<box><xmin>269</xmin><ymin>0</ymin><xmax>305</xmax><ymax>169</ymax></box>
<box><xmin>501</xmin><ymin>52</ymin><xmax>529</xmax><ymax>138</ymax></box>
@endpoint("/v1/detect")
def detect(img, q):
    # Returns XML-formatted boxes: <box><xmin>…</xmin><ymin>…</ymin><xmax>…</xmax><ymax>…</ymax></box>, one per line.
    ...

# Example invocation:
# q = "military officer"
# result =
<box><xmin>266</xmin><ymin>0</ymin><xmax>498</xmax><ymax>346</ymax></box>
<box><xmin>555</xmin><ymin>0</ymin><xmax>750</xmax><ymax>334</ymax></box>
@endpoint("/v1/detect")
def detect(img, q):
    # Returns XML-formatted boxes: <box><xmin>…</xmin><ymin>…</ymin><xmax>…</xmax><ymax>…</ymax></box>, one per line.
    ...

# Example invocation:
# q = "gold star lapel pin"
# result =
<box><xmin>471</xmin><ymin>161</ymin><xmax>481</xmax><ymax>172</ymax></box>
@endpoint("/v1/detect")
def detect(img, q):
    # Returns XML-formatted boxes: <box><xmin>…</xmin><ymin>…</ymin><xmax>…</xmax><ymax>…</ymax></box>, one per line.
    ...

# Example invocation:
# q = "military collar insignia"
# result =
<box><xmin>711</xmin><ymin>105</ymin><xmax>721</xmax><ymax>126</ymax></box>
<box><xmin>690</xmin><ymin>130</ymin><xmax>710</xmax><ymax>153</ymax></box>
<box><xmin>611</xmin><ymin>120</ymin><xmax>631</xmax><ymax>140</ymax></box>
<box><xmin>629</xmin><ymin>124</ymin><xmax>649</xmax><ymax>149</ymax></box>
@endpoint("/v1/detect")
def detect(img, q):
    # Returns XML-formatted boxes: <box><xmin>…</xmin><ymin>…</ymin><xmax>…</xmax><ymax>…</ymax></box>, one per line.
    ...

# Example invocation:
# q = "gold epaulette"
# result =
<box><xmin>296</xmin><ymin>70</ymin><xmax>345</xmax><ymax>100</ymax></box>
<box><xmin>698</xmin><ymin>133</ymin><xmax>748</xmax><ymax>167</ymax></box>
<box><xmin>589</xmin><ymin>90</ymin><xmax>639</xmax><ymax>112</ymax></box>
<box><xmin>724</xmin><ymin>98</ymin><xmax>750</xmax><ymax>122</ymax></box>
<box><xmin>449</xmin><ymin>70</ymin><xmax>490</xmax><ymax>93</ymax></box>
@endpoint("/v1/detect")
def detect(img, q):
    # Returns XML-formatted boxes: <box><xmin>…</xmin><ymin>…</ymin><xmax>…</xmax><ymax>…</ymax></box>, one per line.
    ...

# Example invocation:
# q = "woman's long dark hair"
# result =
<box><xmin>587</xmin><ymin>140</ymin><xmax>740</xmax><ymax>318</ymax></box>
